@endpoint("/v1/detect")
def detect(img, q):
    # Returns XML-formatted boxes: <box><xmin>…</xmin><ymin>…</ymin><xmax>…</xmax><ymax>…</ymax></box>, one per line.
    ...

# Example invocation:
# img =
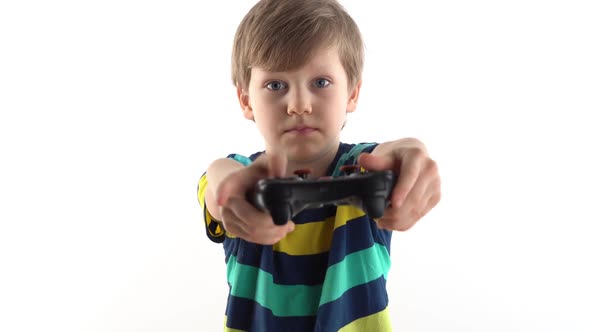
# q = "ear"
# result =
<box><xmin>346</xmin><ymin>79</ymin><xmax>362</xmax><ymax>113</ymax></box>
<box><xmin>237</xmin><ymin>86</ymin><xmax>255</xmax><ymax>121</ymax></box>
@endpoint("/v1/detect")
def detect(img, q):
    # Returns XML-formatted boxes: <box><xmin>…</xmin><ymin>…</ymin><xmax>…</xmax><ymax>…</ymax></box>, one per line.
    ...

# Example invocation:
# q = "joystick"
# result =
<box><xmin>247</xmin><ymin>168</ymin><xmax>396</xmax><ymax>225</ymax></box>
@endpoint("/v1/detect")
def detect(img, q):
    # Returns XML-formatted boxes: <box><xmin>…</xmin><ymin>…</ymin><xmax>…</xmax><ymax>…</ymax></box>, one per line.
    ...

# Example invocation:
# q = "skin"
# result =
<box><xmin>204</xmin><ymin>46</ymin><xmax>441</xmax><ymax>244</ymax></box>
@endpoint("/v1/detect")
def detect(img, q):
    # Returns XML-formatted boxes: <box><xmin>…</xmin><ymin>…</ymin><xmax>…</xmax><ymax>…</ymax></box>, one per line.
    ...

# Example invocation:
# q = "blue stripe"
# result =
<box><xmin>224</xmin><ymin>237</ymin><xmax>329</xmax><ymax>285</ymax></box>
<box><xmin>223</xmin><ymin>215</ymin><xmax>391</xmax><ymax>285</ymax></box>
<box><xmin>315</xmin><ymin>276</ymin><xmax>389</xmax><ymax>332</ymax></box>
<box><xmin>225</xmin><ymin>295</ymin><xmax>317</xmax><ymax>331</ymax></box>
<box><xmin>224</xmin><ymin>277</ymin><xmax>389</xmax><ymax>332</ymax></box>
<box><xmin>328</xmin><ymin>215</ymin><xmax>392</xmax><ymax>266</ymax></box>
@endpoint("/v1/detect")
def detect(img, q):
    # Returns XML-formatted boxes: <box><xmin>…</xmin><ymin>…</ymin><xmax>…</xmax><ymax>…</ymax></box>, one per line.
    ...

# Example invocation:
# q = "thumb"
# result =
<box><xmin>216</xmin><ymin>174</ymin><xmax>238</xmax><ymax>206</ymax></box>
<box><xmin>265</xmin><ymin>151</ymin><xmax>288</xmax><ymax>178</ymax></box>
<box><xmin>216</xmin><ymin>167</ymin><xmax>263</xmax><ymax>206</ymax></box>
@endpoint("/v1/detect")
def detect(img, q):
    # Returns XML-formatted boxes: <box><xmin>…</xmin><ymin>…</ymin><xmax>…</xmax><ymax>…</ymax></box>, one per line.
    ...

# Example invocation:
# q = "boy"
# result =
<box><xmin>197</xmin><ymin>0</ymin><xmax>441</xmax><ymax>330</ymax></box>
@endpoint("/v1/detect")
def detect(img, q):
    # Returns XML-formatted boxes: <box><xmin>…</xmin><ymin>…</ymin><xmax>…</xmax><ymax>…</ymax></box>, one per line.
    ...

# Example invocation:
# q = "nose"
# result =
<box><xmin>287</xmin><ymin>88</ymin><xmax>312</xmax><ymax>115</ymax></box>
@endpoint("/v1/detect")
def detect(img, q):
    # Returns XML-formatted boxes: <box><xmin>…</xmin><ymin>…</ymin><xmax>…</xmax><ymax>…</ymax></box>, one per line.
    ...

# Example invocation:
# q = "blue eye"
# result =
<box><xmin>266</xmin><ymin>81</ymin><xmax>286</xmax><ymax>91</ymax></box>
<box><xmin>314</xmin><ymin>79</ymin><xmax>330</xmax><ymax>88</ymax></box>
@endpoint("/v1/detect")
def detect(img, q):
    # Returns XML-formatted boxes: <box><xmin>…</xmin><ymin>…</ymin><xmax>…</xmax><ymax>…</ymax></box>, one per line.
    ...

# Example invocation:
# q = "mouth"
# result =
<box><xmin>285</xmin><ymin>125</ymin><xmax>318</xmax><ymax>135</ymax></box>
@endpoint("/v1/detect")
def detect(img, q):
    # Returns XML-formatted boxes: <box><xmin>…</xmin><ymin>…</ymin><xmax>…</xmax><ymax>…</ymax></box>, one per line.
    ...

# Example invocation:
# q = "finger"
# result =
<box><xmin>398</xmin><ymin>164</ymin><xmax>432</xmax><ymax>212</ymax></box>
<box><xmin>266</xmin><ymin>152</ymin><xmax>288</xmax><ymax>178</ymax></box>
<box><xmin>376</xmin><ymin>215</ymin><xmax>414</xmax><ymax>232</ymax></box>
<box><xmin>358</xmin><ymin>152</ymin><xmax>410</xmax><ymax>208</ymax></box>
<box><xmin>357</xmin><ymin>153</ymin><xmax>394</xmax><ymax>171</ymax></box>
<box><xmin>216</xmin><ymin>173</ymin><xmax>243</xmax><ymax>206</ymax></box>
<box><xmin>227</xmin><ymin>197</ymin><xmax>295</xmax><ymax>242</ymax></box>
<box><xmin>415</xmin><ymin>178</ymin><xmax>442</xmax><ymax>217</ymax></box>
<box><xmin>263</xmin><ymin>221</ymin><xmax>296</xmax><ymax>245</ymax></box>
<box><xmin>391</xmin><ymin>151</ymin><xmax>424</xmax><ymax>208</ymax></box>
<box><xmin>218</xmin><ymin>153</ymin><xmax>287</xmax><ymax>205</ymax></box>
<box><xmin>220</xmin><ymin>205</ymin><xmax>251</xmax><ymax>238</ymax></box>
<box><xmin>217</xmin><ymin>166</ymin><xmax>267</xmax><ymax>206</ymax></box>
<box><xmin>404</xmin><ymin>159</ymin><xmax>440</xmax><ymax>215</ymax></box>
<box><xmin>376</xmin><ymin>203</ymin><xmax>416</xmax><ymax>231</ymax></box>
<box><xmin>285</xmin><ymin>220</ymin><xmax>296</xmax><ymax>233</ymax></box>
<box><xmin>226</xmin><ymin>196</ymin><xmax>274</xmax><ymax>228</ymax></box>
<box><xmin>381</xmin><ymin>180</ymin><xmax>440</xmax><ymax>232</ymax></box>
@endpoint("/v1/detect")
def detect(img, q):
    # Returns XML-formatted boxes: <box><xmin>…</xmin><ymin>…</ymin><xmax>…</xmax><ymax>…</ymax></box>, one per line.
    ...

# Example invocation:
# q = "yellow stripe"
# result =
<box><xmin>223</xmin><ymin>316</ymin><xmax>247</xmax><ymax>332</ymax></box>
<box><xmin>334</xmin><ymin>205</ymin><xmax>366</xmax><ymax>228</ymax></box>
<box><xmin>197</xmin><ymin>173</ymin><xmax>208</xmax><ymax>207</ymax></box>
<box><xmin>338</xmin><ymin>307</ymin><xmax>392</xmax><ymax>332</ymax></box>
<box><xmin>198</xmin><ymin>173</ymin><xmax>226</xmax><ymax>240</ymax></box>
<box><xmin>273</xmin><ymin>206</ymin><xmax>367</xmax><ymax>256</ymax></box>
<box><xmin>273</xmin><ymin>218</ymin><xmax>334</xmax><ymax>255</ymax></box>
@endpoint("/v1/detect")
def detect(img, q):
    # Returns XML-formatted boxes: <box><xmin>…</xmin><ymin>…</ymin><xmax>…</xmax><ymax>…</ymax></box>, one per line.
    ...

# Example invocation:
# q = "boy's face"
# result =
<box><xmin>238</xmin><ymin>46</ymin><xmax>361</xmax><ymax>163</ymax></box>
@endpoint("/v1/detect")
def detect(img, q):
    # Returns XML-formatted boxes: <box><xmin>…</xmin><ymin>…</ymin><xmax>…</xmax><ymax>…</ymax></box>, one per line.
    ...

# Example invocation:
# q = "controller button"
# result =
<box><xmin>339</xmin><ymin>165</ymin><xmax>360</xmax><ymax>175</ymax></box>
<box><xmin>293</xmin><ymin>168</ymin><xmax>312</xmax><ymax>179</ymax></box>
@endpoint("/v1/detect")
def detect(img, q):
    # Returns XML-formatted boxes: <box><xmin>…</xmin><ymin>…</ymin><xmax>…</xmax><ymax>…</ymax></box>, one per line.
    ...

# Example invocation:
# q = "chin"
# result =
<box><xmin>286</xmin><ymin>142</ymin><xmax>337</xmax><ymax>163</ymax></box>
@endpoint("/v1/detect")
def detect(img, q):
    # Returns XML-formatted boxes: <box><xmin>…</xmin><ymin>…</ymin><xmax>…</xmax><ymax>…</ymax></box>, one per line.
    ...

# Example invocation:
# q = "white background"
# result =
<box><xmin>1</xmin><ymin>0</ymin><xmax>589</xmax><ymax>331</ymax></box>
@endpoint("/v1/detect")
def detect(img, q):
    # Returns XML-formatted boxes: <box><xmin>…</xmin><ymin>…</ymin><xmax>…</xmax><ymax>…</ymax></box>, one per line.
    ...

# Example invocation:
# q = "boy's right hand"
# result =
<box><xmin>215</xmin><ymin>153</ymin><xmax>295</xmax><ymax>245</ymax></box>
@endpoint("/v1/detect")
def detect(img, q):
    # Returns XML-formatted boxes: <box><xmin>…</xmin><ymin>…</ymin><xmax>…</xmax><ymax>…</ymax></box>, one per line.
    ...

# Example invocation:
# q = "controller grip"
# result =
<box><xmin>269</xmin><ymin>205</ymin><xmax>291</xmax><ymax>226</ymax></box>
<box><xmin>246</xmin><ymin>187</ymin><xmax>292</xmax><ymax>225</ymax></box>
<box><xmin>246</xmin><ymin>188</ymin><xmax>262</xmax><ymax>210</ymax></box>
<box><xmin>364</xmin><ymin>196</ymin><xmax>387</xmax><ymax>219</ymax></box>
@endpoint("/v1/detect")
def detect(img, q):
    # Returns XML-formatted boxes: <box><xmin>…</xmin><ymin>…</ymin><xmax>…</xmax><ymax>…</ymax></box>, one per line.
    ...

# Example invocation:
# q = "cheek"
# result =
<box><xmin>252</xmin><ymin>108</ymin><xmax>281</xmax><ymax>133</ymax></box>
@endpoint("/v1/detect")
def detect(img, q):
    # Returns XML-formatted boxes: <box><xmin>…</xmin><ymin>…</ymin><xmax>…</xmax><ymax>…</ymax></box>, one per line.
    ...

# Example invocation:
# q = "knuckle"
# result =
<box><xmin>410</xmin><ymin>192</ymin><xmax>422</xmax><ymax>204</ymax></box>
<box><xmin>432</xmin><ymin>191</ymin><xmax>442</xmax><ymax>206</ymax></box>
<box><xmin>433</xmin><ymin>175</ymin><xmax>442</xmax><ymax>190</ymax></box>
<box><xmin>395</xmin><ymin>222</ymin><xmax>413</xmax><ymax>232</ymax></box>
<box><xmin>388</xmin><ymin>210</ymin><xmax>419</xmax><ymax>231</ymax></box>
<box><xmin>413</xmin><ymin>207</ymin><xmax>426</xmax><ymax>220</ymax></box>
<box><xmin>426</xmin><ymin>159</ymin><xmax>438</xmax><ymax>174</ymax></box>
<box><xmin>407</xmin><ymin>146</ymin><xmax>427</xmax><ymax>159</ymax></box>
<box><xmin>220</xmin><ymin>208</ymin><xmax>230</xmax><ymax>220</ymax></box>
<box><xmin>248</xmin><ymin>225</ymin><xmax>260</xmax><ymax>239</ymax></box>
<box><xmin>223</xmin><ymin>222</ymin><xmax>237</xmax><ymax>235</ymax></box>
<box><xmin>401</xmin><ymin>137</ymin><xmax>420</xmax><ymax>145</ymax></box>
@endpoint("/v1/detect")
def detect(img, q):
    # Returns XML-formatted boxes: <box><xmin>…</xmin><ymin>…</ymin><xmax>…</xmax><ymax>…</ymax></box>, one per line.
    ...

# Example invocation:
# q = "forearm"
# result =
<box><xmin>204</xmin><ymin>158</ymin><xmax>244</xmax><ymax>220</ymax></box>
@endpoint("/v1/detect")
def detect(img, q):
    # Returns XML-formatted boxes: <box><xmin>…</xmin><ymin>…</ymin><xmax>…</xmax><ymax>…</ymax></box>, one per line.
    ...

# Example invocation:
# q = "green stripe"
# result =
<box><xmin>332</xmin><ymin>143</ymin><xmax>376</xmax><ymax>176</ymax></box>
<box><xmin>226</xmin><ymin>243</ymin><xmax>390</xmax><ymax>316</ymax></box>
<box><xmin>226</xmin><ymin>256</ymin><xmax>322</xmax><ymax>316</ymax></box>
<box><xmin>320</xmin><ymin>244</ymin><xmax>391</xmax><ymax>305</ymax></box>
<box><xmin>229</xmin><ymin>154</ymin><xmax>252</xmax><ymax>166</ymax></box>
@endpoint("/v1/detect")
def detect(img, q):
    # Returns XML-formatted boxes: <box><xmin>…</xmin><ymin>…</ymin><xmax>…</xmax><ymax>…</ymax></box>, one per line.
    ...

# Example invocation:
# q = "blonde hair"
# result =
<box><xmin>231</xmin><ymin>0</ymin><xmax>364</xmax><ymax>90</ymax></box>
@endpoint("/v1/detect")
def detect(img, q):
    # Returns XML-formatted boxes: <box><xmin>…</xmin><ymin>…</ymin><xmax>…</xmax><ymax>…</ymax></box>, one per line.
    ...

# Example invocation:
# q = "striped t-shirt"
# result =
<box><xmin>197</xmin><ymin>142</ymin><xmax>393</xmax><ymax>331</ymax></box>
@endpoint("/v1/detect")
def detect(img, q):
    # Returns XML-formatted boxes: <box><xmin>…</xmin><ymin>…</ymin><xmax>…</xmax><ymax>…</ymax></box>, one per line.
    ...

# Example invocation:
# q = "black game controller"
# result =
<box><xmin>247</xmin><ymin>166</ymin><xmax>397</xmax><ymax>225</ymax></box>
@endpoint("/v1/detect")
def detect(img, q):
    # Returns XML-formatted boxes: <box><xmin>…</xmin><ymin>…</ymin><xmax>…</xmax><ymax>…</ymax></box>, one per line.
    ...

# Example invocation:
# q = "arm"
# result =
<box><xmin>204</xmin><ymin>158</ymin><xmax>245</xmax><ymax>221</ymax></box>
<box><xmin>200</xmin><ymin>153</ymin><xmax>295</xmax><ymax>245</ymax></box>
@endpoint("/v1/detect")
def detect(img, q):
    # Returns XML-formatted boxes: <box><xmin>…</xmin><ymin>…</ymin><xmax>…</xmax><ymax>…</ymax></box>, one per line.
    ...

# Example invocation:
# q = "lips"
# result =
<box><xmin>286</xmin><ymin>125</ymin><xmax>318</xmax><ymax>134</ymax></box>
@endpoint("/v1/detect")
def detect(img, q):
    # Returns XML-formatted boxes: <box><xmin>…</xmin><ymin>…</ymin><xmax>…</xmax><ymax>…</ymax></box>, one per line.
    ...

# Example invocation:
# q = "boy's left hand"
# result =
<box><xmin>358</xmin><ymin>138</ymin><xmax>441</xmax><ymax>231</ymax></box>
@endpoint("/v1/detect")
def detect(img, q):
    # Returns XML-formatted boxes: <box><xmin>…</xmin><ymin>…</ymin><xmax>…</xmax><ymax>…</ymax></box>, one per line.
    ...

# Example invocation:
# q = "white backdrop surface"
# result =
<box><xmin>1</xmin><ymin>1</ymin><xmax>589</xmax><ymax>331</ymax></box>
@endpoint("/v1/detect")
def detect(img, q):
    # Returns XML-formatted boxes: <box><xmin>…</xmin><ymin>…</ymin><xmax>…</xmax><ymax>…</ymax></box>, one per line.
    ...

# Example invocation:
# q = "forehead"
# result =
<box><xmin>252</xmin><ymin>47</ymin><xmax>345</xmax><ymax>77</ymax></box>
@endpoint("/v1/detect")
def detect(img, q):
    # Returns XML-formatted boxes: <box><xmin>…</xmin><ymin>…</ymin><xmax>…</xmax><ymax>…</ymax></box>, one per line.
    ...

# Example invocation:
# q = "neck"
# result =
<box><xmin>284</xmin><ymin>142</ymin><xmax>340</xmax><ymax>178</ymax></box>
